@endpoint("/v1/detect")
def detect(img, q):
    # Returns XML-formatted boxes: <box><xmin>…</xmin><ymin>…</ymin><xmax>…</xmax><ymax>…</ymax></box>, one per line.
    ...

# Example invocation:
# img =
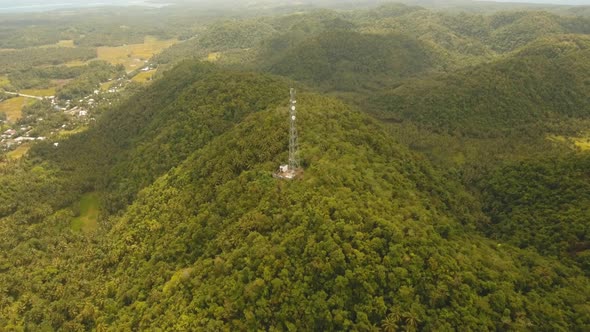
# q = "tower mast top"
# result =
<box><xmin>288</xmin><ymin>88</ymin><xmax>300</xmax><ymax>171</ymax></box>
<box><xmin>274</xmin><ymin>88</ymin><xmax>302</xmax><ymax>180</ymax></box>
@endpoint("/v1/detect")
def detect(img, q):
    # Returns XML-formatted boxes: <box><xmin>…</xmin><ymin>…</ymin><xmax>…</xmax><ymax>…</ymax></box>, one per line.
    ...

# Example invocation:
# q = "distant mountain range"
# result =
<box><xmin>1</xmin><ymin>0</ymin><xmax>587</xmax><ymax>14</ymax></box>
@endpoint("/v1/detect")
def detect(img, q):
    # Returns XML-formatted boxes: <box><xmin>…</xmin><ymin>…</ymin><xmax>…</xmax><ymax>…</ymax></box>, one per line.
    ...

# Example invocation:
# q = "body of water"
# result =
<box><xmin>0</xmin><ymin>1</ymin><xmax>169</xmax><ymax>13</ymax></box>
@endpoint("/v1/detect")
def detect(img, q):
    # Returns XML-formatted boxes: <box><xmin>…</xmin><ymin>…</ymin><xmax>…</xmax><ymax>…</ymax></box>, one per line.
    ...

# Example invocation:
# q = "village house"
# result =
<box><xmin>14</xmin><ymin>136</ymin><xmax>36</xmax><ymax>143</ymax></box>
<box><xmin>2</xmin><ymin>129</ymin><xmax>16</xmax><ymax>138</ymax></box>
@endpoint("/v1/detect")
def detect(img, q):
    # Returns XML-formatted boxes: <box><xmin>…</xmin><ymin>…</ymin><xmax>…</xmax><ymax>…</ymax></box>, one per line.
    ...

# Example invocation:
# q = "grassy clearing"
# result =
<box><xmin>59</xmin><ymin>126</ymin><xmax>88</xmax><ymax>138</ymax></box>
<box><xmin>0</xmin><ymin>97</ymin><xmax>34</xmax><ymax>122</ymax></box>
<box><xmin>100</xmin><ymin>81</ymin><xmax>115</xmax><ymax>91</ymax></box>
<box><xmin>71</xmin><ymin>192</ymin><xmax>100</xmax><ymax>233</ymax></box>
<box><xmin>133</xmin><ymin>36</ymin><xmax>177</xmax><ymax>58</ymax></box>
<box><xmin>131</xmin><ymin>70</ymin><xmax>156</xmax><ymax>83</ymax></box>
<box><xmin>6</xmin><ymin>144</ymin><xmax>30</xmax><ymax>160</ymax></box>
<box><xmin>57</xmin><ymin>40</ymin><xmax>75</xmax><ymax>47</ymax></box>
<box><xmin>0</xmin><ymin>75</ymin><xmax>9</xmax><ymax>88</ymax></box>
<box><xmin>206</xmin><ymin>52</ymin><xmax>222</xmax><ymax>62</ymax></box>
<box><xmin>64</xmin><ymin>60</ymin><xmax>89</xmax><ymax>67</ymax></box>
<box><xmin>97</xmin><ymin>36</ymin><xmax>176</xmax><ymax>72</ymax></box>
<box><xmin>572</xmin><ymin>137</ymin><xmax>590</xmax><ymax>151</ymax></box>
<box><xmin>40</xmin><ymin>39</ymin><xmax>76</xmax><ymax>48</ymax></box>
<box><xmin>547</xmin><ymin>135</ymin><xmax>567</xmax><ymax>144</ymax></box>
<box><xmin>20</xmin><ymin>87</ymin><xmax>56</xmax><ymax>97</ymax></box>
<box><xmin>547</xmin><ymin>134</ymin><xmax>590</xmax><ymax>151</ymax></box>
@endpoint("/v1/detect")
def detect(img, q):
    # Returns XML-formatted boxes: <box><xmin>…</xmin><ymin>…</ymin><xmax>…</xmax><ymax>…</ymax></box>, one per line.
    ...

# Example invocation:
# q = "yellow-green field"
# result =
<box><xmin>572</xmin><ymin>137</ymin><xmax>590</xmax><ymax>151</ymax></box>
<box><xmin>6</xmin><ymin>144</ymin><xmax>30</xmax><ymax>160</ymax></box>
<box><xmin>64</xmin><ymin>60</ymin><xmax>89</xmax><ymax>67</ymax></box>
<box><xmin>548</xmin><ymin>134</ymin><xmax>590</xmax><ymax>151</ymax></box>
<box><xmin>57</xmin><ymin>40</ymin><xmax>75</xmax><ymax>47</ymax></box>
<box><xmin>131</xmin><ymin>70</ymin><xmax>156</xmax><ymax>83</ymax></box>
<box><xmin>71</xmin><ymin>192</ymin><xmax>100</xmax><ymax>233</ymax></box>
<box><xmin>20</xmin><ymin>87</ymin><xmax>56</xmax><ymax>97</ymax></box>
<box><xmin>133</xmin><ymin>36</ymin><xmax>177</xmax><ymax>58</ymax></box>
<box><xmin>100</xmin><ymin>81</ymin><xmax>115</xmax><ymax>91</ymax></box>
<box><xmin>0</xmin><ymin>97</ymin><xmax>34</xmax><ymax>122</ymax></box>
<box><xmin>0</xmin><ymin>76</ymin><xmax>9</xmax><ymax>88</ymax></box>
<box><xmin>40</xmin><ymin>39</ymin><xmax>76</xmax><ymax>48</ymax></box>
<box><xmin>547</xmin><ymin>135</ymin><xmax>567</xmax><ymax>144</ymax></box>
<box><xmin>59</xmin><ymin>126</ymin><xmax>88</xmax><ymax>138</ymax></box>
<box><xmin>97</xmin><ymin>36</ymin><xmax>177</xmax><ymax>72</ymax></box>
<box><xmin>206</xmin><ymin>52</ymin><xmax>222</xmax><ymax>62</ymax></box>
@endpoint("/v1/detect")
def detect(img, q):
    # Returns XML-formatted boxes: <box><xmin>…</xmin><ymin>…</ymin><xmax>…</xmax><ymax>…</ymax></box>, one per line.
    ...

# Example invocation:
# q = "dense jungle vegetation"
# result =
<box><xmin>1</xmin><ymin>0</ymin><xmax>590</xmax><ymax>330</ymax></box>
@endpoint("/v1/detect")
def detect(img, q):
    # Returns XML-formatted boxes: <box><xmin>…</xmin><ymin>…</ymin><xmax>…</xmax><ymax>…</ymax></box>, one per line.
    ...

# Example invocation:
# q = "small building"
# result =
<box><xmin>14</xmin><ymin>136</ymin><xmax>35</xmax><ymax>144</ymax></box>
<box><xmin>2</xmin><ymin>129</ymin><xmax>16</xmax><ymax>138</ymax></box>
<box><xmin>14</xmin><ymin>136</ymin><xmax>36</xmax><ymax>142</ymax></box>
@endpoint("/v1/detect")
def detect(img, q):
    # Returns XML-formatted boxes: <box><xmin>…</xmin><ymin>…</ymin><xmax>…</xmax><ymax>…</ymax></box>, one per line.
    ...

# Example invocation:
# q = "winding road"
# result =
<box><xmin>3</xmin><ymin>91</ymin><xmax>45</xmax><ymax>101</ymax></box>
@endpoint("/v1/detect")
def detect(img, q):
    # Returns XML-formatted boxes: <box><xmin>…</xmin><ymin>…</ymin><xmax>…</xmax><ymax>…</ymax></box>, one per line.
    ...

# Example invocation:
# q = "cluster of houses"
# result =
<box><xmin>103</xmin><ymin>77</ymin><xmax>127</xmax><ymax>94</ymax></box>
<box><xmin>141</xmin><ymin>65</ymin><xmax>155</xmax><ymax>72</ymax></box>
<box><xmin>0</xmin><ymin>127</ymin><xmax>46</xmax><ymax>152</ymax></box>
<box><xmin>0</xmin><ymin>88</ymin><xmax>99</xmax><ymax>154</ymax></box>
<box><xmin>1</xmin><ymin>72</ymin><xmax>143</xmax><ymax>157</ymax></box>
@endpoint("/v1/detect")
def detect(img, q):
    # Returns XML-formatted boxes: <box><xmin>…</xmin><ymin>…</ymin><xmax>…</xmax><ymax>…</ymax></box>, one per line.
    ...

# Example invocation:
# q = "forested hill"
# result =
<box><xmin>2</xmin><ymin>2</ymin><xmax>590</xmax><ymax>330</ymax></box>
<box><xmin>368</xmin><ymin>34</ymin><xmax>590</xmax><ymax>137</ymax></box>
<box><xmin>93</xmin><ymin>91</ymin><xmax>590</xmax><ymax>331</ymax></box>
<box><xmin>155</xmin><ymin>4</ymin><xmax>590</xmax><ymax>72</ymax></box>
<box><xmin>32</xmin><ymin>61</ymin><xmax>292</xmax><ymax>213</ymax></box>
<box><xmin>359</xmin><ymin>7</ymin><xmax>590</xmax><ymax>53</ymax></box>
<box><xmin>0</xmin><ymin>60</ymin><xmax>586</xmax><ymax>329</ymax></box>
<box><xmin>259</xmin><ymin>31</ymin><xmax>445</xmax><ymax>91</ymax></box>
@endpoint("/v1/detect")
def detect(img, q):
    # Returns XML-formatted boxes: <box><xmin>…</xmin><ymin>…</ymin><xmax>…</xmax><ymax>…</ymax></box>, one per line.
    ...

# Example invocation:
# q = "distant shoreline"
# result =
<box><xmin>0</xmin><ymin>1</ymin><xmax>170</xmax><ymax>13</ymax></box>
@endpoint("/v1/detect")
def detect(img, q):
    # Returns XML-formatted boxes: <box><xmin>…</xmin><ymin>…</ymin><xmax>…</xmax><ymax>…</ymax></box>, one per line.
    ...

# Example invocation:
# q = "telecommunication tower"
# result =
<box><xmin>288</xmin><ymin>88</ymin><xmax>300</xmax><ymax>170</ymax></box>
<box><xmin>274</xmin><ymin>88</ymin><xmax>301</xmax><ymax>179</ymax></box>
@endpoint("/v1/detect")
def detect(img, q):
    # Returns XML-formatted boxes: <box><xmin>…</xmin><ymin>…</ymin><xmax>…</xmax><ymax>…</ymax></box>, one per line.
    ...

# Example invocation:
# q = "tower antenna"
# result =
<box><xmin>274</xmin><ymin>88</ymin><xmax>302</xmax><ymax>180</ymax></box>
<box><xmin>288</xmin><ymin>88</ymin><xmax>300</xmax><ymax>171</ymax></box>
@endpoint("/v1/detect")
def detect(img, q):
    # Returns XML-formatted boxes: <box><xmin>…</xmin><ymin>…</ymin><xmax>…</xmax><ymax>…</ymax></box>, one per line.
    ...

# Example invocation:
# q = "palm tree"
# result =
<box><xmin>382</xmin><ymin>306</ymin><xmax>402</xmax><ymax>332</ymax></box>
<box><xmin>404</xmin><ymin>312</ymin><xmax>419</xmax><ymax>332</ymax></box>
<box><xmin>381</xmin><ymin>314</ymin><xmax>399</xmax><ymax>332</ymax></box>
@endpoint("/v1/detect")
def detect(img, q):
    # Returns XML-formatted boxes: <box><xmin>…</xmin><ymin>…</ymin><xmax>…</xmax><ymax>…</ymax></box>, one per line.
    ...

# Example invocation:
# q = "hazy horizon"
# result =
<box><xmin>0</xmin><ymin>0</ymin><xmax>168</xmax><ymax>13</ymax></box>
<box><xmin>486</xmin><ymin>0</ymin><xmax>590</xmax><ymax>5</ymax></box>
<box><xmin>0</xmin><ymin>0</ymin><xmax>588</xmax><ymax>14</ymax></box>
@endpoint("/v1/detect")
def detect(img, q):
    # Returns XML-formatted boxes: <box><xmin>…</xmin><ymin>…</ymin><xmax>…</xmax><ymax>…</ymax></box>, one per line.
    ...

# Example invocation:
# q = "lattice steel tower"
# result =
<box><xmin>288</xmin><ymin>88</ymin><xmax>300</xmax><ymax>171</ymax></box>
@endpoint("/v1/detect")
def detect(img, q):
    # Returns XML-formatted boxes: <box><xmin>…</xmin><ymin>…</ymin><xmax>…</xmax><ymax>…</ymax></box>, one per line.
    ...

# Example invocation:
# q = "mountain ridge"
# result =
<box><xmin>1</xmin><ymin>3</ymin><xmax>590</xmax><ymax>330</ymax></box>
<box><xmin>367</xmin><ymin>33</ymin><xmax>590</xmax><ymax>137</ymax></box>
<box><xmin>90</xmin><ymin>89</ymin><xmax>590</xmax><ymax>330</ymax></box>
